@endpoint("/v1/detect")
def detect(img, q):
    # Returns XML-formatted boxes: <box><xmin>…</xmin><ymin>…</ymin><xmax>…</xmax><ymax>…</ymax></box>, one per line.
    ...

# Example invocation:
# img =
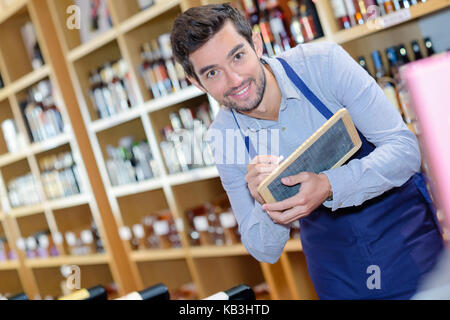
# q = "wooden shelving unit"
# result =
<box><xmin>0</xmin><ymin>0</ymin><xmax>447</xmax><ymax>300</ymax></box>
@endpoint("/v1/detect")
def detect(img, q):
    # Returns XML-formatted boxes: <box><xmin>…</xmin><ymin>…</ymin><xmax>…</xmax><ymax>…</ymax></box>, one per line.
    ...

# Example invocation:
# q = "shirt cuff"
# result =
<box><xmin>321</xmin><ymin>167</ymin><xmax>349</xmax><ymax>211</ymax></box>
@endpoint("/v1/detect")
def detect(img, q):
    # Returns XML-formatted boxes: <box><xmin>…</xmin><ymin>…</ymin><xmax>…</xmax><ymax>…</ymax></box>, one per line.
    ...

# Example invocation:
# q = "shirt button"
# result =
<box><xmin>338</xmin><ymin>202</ymin><xmax>343</xmax><ymax>207</ymax></box>
<box><xmin>282</xmin><ymin>127</ymin><xmax>286</xmax><ymax>131</ymax></box>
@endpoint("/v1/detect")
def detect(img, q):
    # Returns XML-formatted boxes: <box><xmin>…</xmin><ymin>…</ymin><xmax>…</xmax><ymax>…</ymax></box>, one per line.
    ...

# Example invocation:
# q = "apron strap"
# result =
<box><xmin>276</xmin><ymin>57</ymin><xmax>334</xmax><ymax>120</ymax></box>
<box><xmin>231</xmin><ymin>108</ymin><xmax>256</xmax><ymax>158</ymax></box>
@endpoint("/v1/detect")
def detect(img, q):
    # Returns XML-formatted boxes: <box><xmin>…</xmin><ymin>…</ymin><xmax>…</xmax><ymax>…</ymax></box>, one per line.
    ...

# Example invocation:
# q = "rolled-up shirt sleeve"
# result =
<box><xmin>321</xmin><ymin>43</ymin><xmax>421</xmax><ymax>211</ymax></box>
<box><xmin>206</xmin><ymin>125</ymin><xmax>290</xmax><ymax>264</ymax></box>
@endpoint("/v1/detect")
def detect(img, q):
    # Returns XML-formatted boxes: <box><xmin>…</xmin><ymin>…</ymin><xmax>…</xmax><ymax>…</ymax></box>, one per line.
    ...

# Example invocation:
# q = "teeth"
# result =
<box><xmin>235</xmin><ymin>84</ymin><xmax>249</xmax><ymax>96</ymax></box>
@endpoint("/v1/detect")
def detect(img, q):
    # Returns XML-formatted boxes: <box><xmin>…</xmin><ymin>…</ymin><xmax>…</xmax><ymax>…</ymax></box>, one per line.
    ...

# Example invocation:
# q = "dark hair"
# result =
<box><xmin>170</xmin><ymin>3</ymin><xmax>254</xmax><ymax>82</ymax></box>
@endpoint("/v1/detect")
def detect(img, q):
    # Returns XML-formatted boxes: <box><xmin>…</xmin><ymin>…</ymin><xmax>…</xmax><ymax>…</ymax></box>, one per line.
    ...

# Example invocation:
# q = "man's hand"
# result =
<box><xmin>245</xmin><ymin>155</ymin><xmax>281</xmax><ymax>204</ymax></box>
<box><xmin>262</xmin><ymin>172</ymin><xmax>332</xmax><ymax>225</ymax></box>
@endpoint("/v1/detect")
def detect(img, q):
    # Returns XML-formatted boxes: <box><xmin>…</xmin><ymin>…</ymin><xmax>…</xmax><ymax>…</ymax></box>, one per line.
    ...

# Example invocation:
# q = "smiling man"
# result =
<box><xmin>170</xmin><ymin>3</ymin><xmax>444</xmax><ymax>299</ymax></box>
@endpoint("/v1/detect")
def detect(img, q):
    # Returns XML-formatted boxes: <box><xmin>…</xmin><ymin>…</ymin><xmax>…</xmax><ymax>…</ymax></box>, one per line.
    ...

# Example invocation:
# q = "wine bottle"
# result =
<box><xmin>203</xmin><ymin>284</ymin><xmax>256</xmax><ymax>300</ymax></box>
<box><xmin>0</xmin><ymin>73</ymin><xmax>4</xmax><ymax>89</ymax></box>
<box><xmin>357</xmin><ymin>56</ymin><xmax>370</xmax><ymax>74</ymax></box>
<box><xmin>116</xmin><ymin>283</ymin><xmax>170</xmax><ymax>300</ymax></box>
<box><xmin>58</xmin><ymin>285</ymin><xmax>107</xmax><ymax>300</ymax></box>
<box><xmin>267</xmin><ymin>0</ymin><xmax>292</xmax><ymax>53</ymax></box>
<box><xmin>258</xmin><ymin>0</ymin><xmax>277</xmax><ymax>56</ymax></box>
<box><xmin>343</xmin><ymin>0</ymin><xmax>357</xmax><ymax>26</ymax></box>
<box><xmin>411</xmin><ymin>40</ymin><xmax>424</xmax><ymax>60</ymax></box>
<box><xmin>330</xmin><ymin>0</ymin><xmax>352</xmax><ymax>29</ymax></box>
<box><xmin>396</xmin><ymin>44</ymin><xmax>411</xmax><ymax>64</ymax></box>
<box><xmin>423</xmin><ymin>37</ymin><xmax>435</xmax><ymax>56</ymax></box>
<box><xmin>298</xmin><ymin>0</ymin><xmax>318</xmax><ymax>42</ymax></box>
<box><xmin>383</xmin><ymin>0</ymin><xmax>396</xmax><ymax>14</ymax></box>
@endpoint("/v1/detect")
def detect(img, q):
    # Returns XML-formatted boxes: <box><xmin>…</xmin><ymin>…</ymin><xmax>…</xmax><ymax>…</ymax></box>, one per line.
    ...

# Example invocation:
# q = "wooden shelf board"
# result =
<box><xmin>144</xmin><ymin>86</ymin><xmax>205</xmax><ymax>114</ymax></box>
<box><xmin>0</xmin><ymin>86</ymin><xmax>9</xmax><ymax>102</ymax></box>
<box><xmin>46</xmin><ymin>193</ymin><xmax>91</xmax><ymax>211</ymax></box>
<box><xmin>67</xmin><ymin>28</ymin><xmax>118</xmax><ymax>62</ymax></box>
<box><xmin>29</xmin><ymin>132</ymin><xmax>71</xmax><ymax>155</ymax></box>
<box><xmin>189</xmin><ymin>244</ymin><xmax>249</xmax><ymax>258</ymax></box>
<box><xmin>111</xmin><ymin>178</ymin><xmax>164</xmax><ymax>198</ymax></box>
<box><xmin>130</xmin><ymin>247</ymin><xmax>186</xmax><ymax>262</ymax></box>
<box><xmin>167</xmin><ymin>166</ymin><xmax>219</xmax><ymax>186</ymax></box>
<box><xmin>8</xmin><ymin>65</ymin><xmax>51</xmax><ymax>95</ymax></box>
<box><xmin>118</xmin><ymin>0</ymin><xmax>181</xmax><ymax>34</ymax></box>
<box><xmin>0</xmin><ymin>150</ymin><xmax>29</xmax><ymax>168</ymax></box>
<box><xmin>284</xmin><ymin>239</ymin><xmax>302</xmax><ymax>252</ymax></box>
<box><xmin>0</xmin><ymin>0</ymin><xmax>28</xmax><ymax>24</ymax></box>
<box><xmin>90</xmin><ymin>107</ymin><xmax>142</xmax><ymax>133</ymax></box>
<box><xmin>9</xmin><ymin>203</ymin><xmax>44</xmax><ymax>218</ymax></box>
<box><xmin>0</xmin><ymin>260</ymin><xmax>19</xmax><ymax>270</ymax></box>
<box><xmin>25</xmin><ymin>253</ymin><xmax>110</xmax><ymax>268</ymax></box>
<box><xmin>333</xmin><ymin>0</ymin><xmax>450</xmax><ymax>44</ymax></box>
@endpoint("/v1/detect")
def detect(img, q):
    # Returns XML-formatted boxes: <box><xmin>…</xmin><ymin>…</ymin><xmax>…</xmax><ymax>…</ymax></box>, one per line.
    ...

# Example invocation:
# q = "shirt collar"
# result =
<box><xmin>231</xmin><ymin>56</ymin><xmax>303</xmax><ymax>132</ymax></box>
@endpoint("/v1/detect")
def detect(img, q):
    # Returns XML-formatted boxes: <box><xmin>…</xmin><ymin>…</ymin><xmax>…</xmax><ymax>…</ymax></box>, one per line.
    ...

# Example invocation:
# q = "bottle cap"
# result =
<box><xmin>65</xmin><ymin>232</ymin><xmax>76</xmax><ymax>246</ymax></box>
<box><xmin>219</xmin><ymin>212</ymin><xmax>237</xmax><ymax>229</ymax></box>
<box><xmin>119</xmin><ymin>226</ymin><xmax>132</xmax><ymax>241</ymax></box>
<box><xmin>132</xmin><ymin>224</ymin><xmax>145</xmax><ymax>239</ymax></box>
<box><xmin>80</xmin><ymin>230</ymin><xmax>94</xmax><ymax>244</ymax></box>
<box><xmin>193</xmin><ymin>216</ymin><xmax>209</xmax><ymax>232</ymax></box>
<box><xmin>153</xmin><ymin>220</ymin><xmax>169</xmax><ymax>236</ymax></box>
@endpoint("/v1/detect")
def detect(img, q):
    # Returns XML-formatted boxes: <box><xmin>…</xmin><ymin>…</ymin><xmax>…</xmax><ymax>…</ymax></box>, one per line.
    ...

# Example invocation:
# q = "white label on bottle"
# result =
<box><xmin>53</xmin><ymin>232</ymin><xmax>63</xmax><ymax>245</ymax></box>
<box><xmin>80</xmin><ymin>230</ymin><xmax>93</xmax><ymax>244</ymax></box>
<box><xmin>132</xmin><ymin>224</ymin><xmax>145</xmax><ymax>239</ymax></box>
<box><xmin>175</xmin><ymin>218</ymin><xmax>184</xmax><ymax>232</ymax></box>
<box><xmin>331</xmin><ymin>0</ymin><xmax>348</xmax><ymax>18</ymax></box>
<box><xmin>65</xmin><ymin>232</ymin><xmax>77</xmax><ymax>246</ymax></box>
<box><xmin>16</xmin><ymin>238</ymin><xmax>26</xmax><ymax>251</ymax></box>
<box><xmin>115</xmin><ymin>292</ymin><xmax>143</xmax><ymax>300</ymax></box>
<box><xmin>38</xmin><ymin>235</ymin><xmax>49</xmax><ymax>249</ymax></box>
<box><xmin>203</xmin><ymin>291</ymin><xmax>229</xmax><ymax>300</ymax></box>
<box><xmin>153</xmin><ymin>221</ymin><xmax>169</xmax><ymax>236</ymax></box>
<box><xmin>119</xmin><ymin>226</ymin><xmax>132</xmax><ymax>241</ymax></box>
<box><xmin>380</xmin><ymin>8</ymin><xmax>411</xmax><ymax>28</ymax></box>
<box><xmin>219</xmin><ymin>212</ymin><xmax>237</xmax><ymax>229</ymax></box>
<box><xmin>343</xmin><ymin>0</ymin><xmax>356</xmax><ymax>15</ymax></box>
<box><xmin>193</xmin><ymin>216</ymin><xmax>209</xmax><ymax>232</ymax></box>
<box><xmin>26</xmin><ymin>237</ymin><xmax>37</xmax><ymax>250</ymax></box>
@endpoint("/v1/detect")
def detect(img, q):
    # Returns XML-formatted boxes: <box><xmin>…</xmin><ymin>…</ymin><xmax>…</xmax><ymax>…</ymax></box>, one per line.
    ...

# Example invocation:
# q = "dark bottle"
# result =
<box><xmin>58</xmin><ymin>285</ymin><xmax>107</xmax><ymax>300</ymax></box>
<box><xmin>385</xmin><ymin>47</ymin><xmax>401</xmax><ymax>81</ymax></box>
<box><xmin>298</xmin><ymin>0</ymin><xmax>319</xmax><ymax>42</ymax></box>
<box><xmin>288</xmin><ymin>1</ymin><xmax>305</xmax><ymax>45</ymax></box>
<box><xmin>396</xmin><ymin>44</ymin><xmax>411</xmax><ymax>64</ymax></box>
<box><xmin>411</xmin><ymin>40</ymin><xmax>424</xmax><ymax>60</ymax></box>
<box><xmin>116</xmin><ymin>283</ymin><xmax>170</xmax><ymax>300</ymax></box>
<box><xmin>401</xmin><ymin>0</ymin><xmax>411</xmax><ymax>8</ymax></box>
<box><xmin>267</xmin><ymin>0</ymin><xmax>292</xmax><ymax>53</ymax></box>
<box><xmin>204</xmin><ymin>284</ymin><xmax>256</xmax><ymax>300</ymax></box>
<box><xmin>0</xmin><ymin>73</ymin><xmax>4</xmax><ymax>89</ymax></box>
<box><xmin>151</xmin><ymin>40</ymin><xmax>173</xmax><ymax>95</ymax></box>
<box><xmin>357</xmin><ymin>56</ymin><xmax>370</xmax><ymax>74</ymax></box>
<box><xmin>8</xmin><ymin>293</ymin><xmax>28</xmax><ymax>300</ymax></box>
<box><xmin>330</xmin><ymin>0</ymin><xmax>352</xmax><ymax>30</ymax></box>
<box><xmin>392</xmin><ymin>0</ymin><xmax>402</xmax><ymax>10</ymax></box>
<box><xmin>305</xmin><ymin>0</ymin><xmax>324</xmax><ymax>38</ymax></box>
<box><xmin>258</xmin><ymin>0</ymin><xmax>277</xmax><ymax>56</ymax></box>
<box><xmin>423</xmin><ymin>37</ymin><xmax>435</xmax><ymax>56</ymax></box>
<box><xmin>88</xmin><ymin>71</ymin><xmax>110</xmax><ymax>119</ymax></box>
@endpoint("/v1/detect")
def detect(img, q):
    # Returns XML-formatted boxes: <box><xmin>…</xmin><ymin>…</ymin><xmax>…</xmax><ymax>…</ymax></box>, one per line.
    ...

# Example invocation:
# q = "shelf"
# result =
<box><xmin>333</xmin><ymin>0</ymin><xmax>450</xmax><ymax>44</ymax></box>
<box><xmin>0</xmin><ymin>65</ymin><xmax>51</xmax><ymax>99</ymax></box>
<box><xmin>29</xmin><ymin>132</ymin><xmax>71</xmax><ymax>155</ymax></box>
<box><xmin>0</xmin><ymin>87</ymin><xmax>9</xmax><ymax>102</ymax></box>
<box><xmin>167</xmin><ymin>166</ymin><xmax>219</xmax><ymax>186</ymax></box>
<box><xmin>110</xmin><ymin>178</ymin><xmax>164</xmax><ymax>198</ymax></box>
<box><xmin>284</xmin><ymin>239</ymin><xmax>302</xmax><ymax>252</ymax></box>
<box><xmin>0</xmin><ymin>150</ymin><xmax>28</xmax><ymax>168</ymax></box>
<box><xmin>145</xmin><ymin>86</ymin><xmax>205</xmax><ymax>114</ymax></box>
<box><xmin>9</xmin><ymin>203</ymin><xmax>44</xmax><ymax>218</ymax></box>
<box><xmin>90</xmin><ymin>107</ymin><xmax>142</xmax><ymax>133</ymax></box>
<box><xmin>25</xmin><ymin>253</ymin><xmax>110</xmax><ymax>268</ymax></box>
<box><xmin>67</xmin><ymin>28</ymin><xmax>119</xmax><ymax>62</ymax></box>
<box><xmin>0</xmin><ymin>260</ymin><xmax>19</xmax><ymax>270</ymax></box>
<box><xmin>118</xmin><ymin>0</ymin><xmax>181</xmax><ymax>35</ymax></box>
<box><xmin>130</xmin><ymin>248</ymin><xmax>186</xmax><ymax>262</ymax></box>
<box><xmin>46</xmin><ymin>193</ymin><xmax>91</xmax><ymax>211</ymax></box>
<box><xmin>190</xmin><ymin>244</ymin><xmax>248</xmax><ymax>258</ymax></box>
<box><xmin>0</xmin><ymin>0</ymin><xmax>28</xmax><ymax>24</ymax></box>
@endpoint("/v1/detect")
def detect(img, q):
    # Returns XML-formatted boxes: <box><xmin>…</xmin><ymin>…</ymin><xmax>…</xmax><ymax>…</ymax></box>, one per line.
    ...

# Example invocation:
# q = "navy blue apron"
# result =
<box><xmin>231</xmin><ymin>58</ymin><xmax>444</xmax><ymax>299</ymax></box>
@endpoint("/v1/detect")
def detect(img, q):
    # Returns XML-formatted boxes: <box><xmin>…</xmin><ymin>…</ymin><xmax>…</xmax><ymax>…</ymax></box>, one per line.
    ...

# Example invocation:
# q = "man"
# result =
<box><xmin>170</xmin><ymin>3</ymin><xmax>444</xmax><ymax>299</ymax></box>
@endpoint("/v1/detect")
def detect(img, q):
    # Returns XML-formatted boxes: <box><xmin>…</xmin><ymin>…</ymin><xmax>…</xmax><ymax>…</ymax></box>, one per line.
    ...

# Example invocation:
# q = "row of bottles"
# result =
<box><xmin>14</xmin><ymin>222</ymin><xmax>104</xmax><ymax>259</ymax></box>
<box><xmin>19</xmin><ymin>80</ymin><xmax>65</xmax><ymax>143</ymax></box>
<box><xmin>186</xmin><ymin>195</ymin><xmax>241</xmax><ymax>247</ymax></box>
<box><xmin>88</xmin><ymin>59</ymin><xmax>139</xmax><ymax>120</ymax></box>
<box><xmin>7</xmin><ymin>173</ymin><xmax>41</xmax><ymax>208</ymax></box>
<box><xmin>160</xmin><ymin>102</ymin><xmax>215</xmax><ymax>174</ymax></box>
<box><xmin>119</xmin><ymin>210</ymin><xmax>182</xmax><ymax>250</ymax></box>
<box><xmin>21</xmin><ymin>21</ymin><xmax>45</xmax><ymax>70</ymax></box>
<box><xmin>138</xmin><ymin>33</ymin><xmax>190</xmax><ymax>100</ymax></box>
<box><xmin>39</xmin><ymin>151</ymin><xmax>83</xmax><ymax>200</ymax></box>
<box><xmin>358</xmin><ymin>37</ymin><xmax>436</xmax><ymax>125</ymax></box>
<box><xmin>0</xmin><ymin>237</ymin><xmax>16</xmax><ymax>261</ymax></box>
<box><xmin>331</xmin><ymin>0</ymin><xmax>428</xmax><ymax>30</ymax></box>
<box><xmin>238</xmin><ymin>0</ymin><xmax>323</xmax><ymax>57</ymax></box>
<box><xmin>106</xmin><ymin>137</ymin><xmax>159</xmax><ymax>187</ymax></box>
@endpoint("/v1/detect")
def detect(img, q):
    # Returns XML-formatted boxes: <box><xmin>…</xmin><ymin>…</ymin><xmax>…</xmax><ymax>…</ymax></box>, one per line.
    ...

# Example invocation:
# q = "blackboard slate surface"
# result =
<box><xmin>258</xmin><ymin>109</ymin><xmax>362</xmax><ymax>203</ymax></box>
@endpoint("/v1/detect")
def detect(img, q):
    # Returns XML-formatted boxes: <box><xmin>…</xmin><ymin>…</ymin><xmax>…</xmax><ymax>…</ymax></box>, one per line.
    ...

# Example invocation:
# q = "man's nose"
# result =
<box><xmin>226</xmin><ymin>70</ymin><xmax>244</xmax><ymax>88</ymax></box>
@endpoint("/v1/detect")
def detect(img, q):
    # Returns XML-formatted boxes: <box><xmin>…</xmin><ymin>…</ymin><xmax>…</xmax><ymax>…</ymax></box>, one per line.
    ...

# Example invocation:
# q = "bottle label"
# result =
<box><xmin>193</xmin><ymin>216</ymin><xmax>209</xmax><ymax>232</ymax></box>
<box><xmin>331</xmin><ymin>0</ymin><xmax>348</xmax><ymax>18</ymax></box>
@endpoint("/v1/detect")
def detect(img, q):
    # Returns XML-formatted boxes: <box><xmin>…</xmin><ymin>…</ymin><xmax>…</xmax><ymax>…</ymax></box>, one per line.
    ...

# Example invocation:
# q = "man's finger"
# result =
<box><xmin>281</xmin><ymin>172</ymin><xmax>310</xmax><ymax>186</ymax></box>
<box><xmin>250</xmin><ymin>155</ymin><xmax>281</xmax><ymax>165</ymax></box>
<box><xmin>261</xmin><ymin>194</ymin><xmax>300</xmax><ymax>212</ymax></box>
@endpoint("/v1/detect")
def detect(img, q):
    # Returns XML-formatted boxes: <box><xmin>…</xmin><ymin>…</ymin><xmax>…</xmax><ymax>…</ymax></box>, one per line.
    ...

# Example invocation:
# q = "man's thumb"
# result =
<box><xmin>281</xmin><ymin>172</ymin><xmax>309</xmax><ymax>186</ymax></box>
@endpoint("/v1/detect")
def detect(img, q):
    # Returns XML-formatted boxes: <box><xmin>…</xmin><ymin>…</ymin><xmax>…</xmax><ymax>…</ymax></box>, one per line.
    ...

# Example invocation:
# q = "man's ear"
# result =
<box><xmin>252</xmin><ymin>31</ymin><xmax>263</xmax><ymax>59</ymax></box>
<box><xmin>187</xmin><ymin>75</ymin><xmax>207</xmax><ymax>93</ymax></box>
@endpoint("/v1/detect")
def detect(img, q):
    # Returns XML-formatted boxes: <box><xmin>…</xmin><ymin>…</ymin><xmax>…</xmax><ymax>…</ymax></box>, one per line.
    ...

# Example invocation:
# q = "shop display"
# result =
<box><xmin>7</xmin><ymin>173</ymin><xmax>41</xmax><ymax>208</ymax></box>
<box><xmin>20</xmin><ymin>21</ymin><xmax>45</xmax><ymax>70</ymax></box>
<box><xmin>39</xmin><ymin>151</ymin><xmax>83</xmax><ymax>200</ymax></box>
<box><xmin>105</xmin><ymin>137</ymin><xmax>159</xmax><ymax>186</ymax></box>
<box><xmin>0</xmin><ymin>237</ymin><xmax>16</xmax><ymax>261</ymax></box>
<box><xmin>19</xmin><ymin>80</ymin><xmax>65</xmax><ymax>143</ymax></box>
<box><xmin>88</xmin><ymin>59</ymin><xmax>138</xmax><ymax>119</ymax></box>
<box><xmin>75</xmin><ymin>0</ymin><xmax>113</xmax><ymax>44</ymax></box>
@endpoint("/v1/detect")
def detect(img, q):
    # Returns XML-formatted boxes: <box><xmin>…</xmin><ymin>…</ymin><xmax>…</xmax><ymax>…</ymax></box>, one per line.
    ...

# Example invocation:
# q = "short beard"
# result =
<box><xmin>222</xmin><ymin>64</ymin><xmax>266</xmax><ymax>113</ymax></box>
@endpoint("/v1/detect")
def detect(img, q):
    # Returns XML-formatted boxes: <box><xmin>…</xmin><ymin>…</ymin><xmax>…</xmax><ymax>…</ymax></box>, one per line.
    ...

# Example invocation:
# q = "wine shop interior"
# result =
<box><xmin>0</xmin><ymin>0</ymin><xmax>449</xmax><ymax>300</ymax></box>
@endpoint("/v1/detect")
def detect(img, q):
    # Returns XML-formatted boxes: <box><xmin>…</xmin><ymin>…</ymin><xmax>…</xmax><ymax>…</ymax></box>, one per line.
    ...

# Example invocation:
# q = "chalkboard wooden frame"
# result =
<box><xmin>257</xmin><ymin>108</ymin><xmax>362</xmax><ymax>204</ymax></box>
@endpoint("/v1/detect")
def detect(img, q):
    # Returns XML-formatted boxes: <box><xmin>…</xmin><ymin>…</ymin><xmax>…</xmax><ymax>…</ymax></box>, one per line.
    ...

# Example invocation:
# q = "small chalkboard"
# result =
<box><xmin>257</xmin><ymin>108</ymin><xmax>362</xmax><ymax>203</ymax></box>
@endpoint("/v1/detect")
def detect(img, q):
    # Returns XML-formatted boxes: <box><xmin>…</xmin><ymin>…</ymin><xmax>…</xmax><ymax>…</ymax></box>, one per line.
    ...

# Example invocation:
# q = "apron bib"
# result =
<box><xmin>231</xmin><ymin>57</ymin><xmax>444</xmax><ymax>299</ymax></box>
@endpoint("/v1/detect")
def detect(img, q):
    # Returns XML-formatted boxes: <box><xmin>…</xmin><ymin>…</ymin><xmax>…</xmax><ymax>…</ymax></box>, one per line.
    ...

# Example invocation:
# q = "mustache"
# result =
<box><xmin>225</xmin><ymin>79</ymin><xmax>253</xmax><ymax>96</ymax></box>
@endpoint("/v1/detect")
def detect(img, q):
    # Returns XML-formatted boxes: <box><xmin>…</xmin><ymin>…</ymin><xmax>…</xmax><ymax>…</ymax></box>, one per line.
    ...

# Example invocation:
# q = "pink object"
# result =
<box><xmin>403</xmin><ymin>52</ymin><xmax>450</xmax><ymax>230</ymax></box>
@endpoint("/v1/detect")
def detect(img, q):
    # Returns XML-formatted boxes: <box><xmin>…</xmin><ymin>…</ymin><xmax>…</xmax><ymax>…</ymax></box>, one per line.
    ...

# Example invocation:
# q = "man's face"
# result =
<box><xmin>188</xmin><ymin>21</ymin><xmax>266</xmax><ymax>113</ymax></box>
